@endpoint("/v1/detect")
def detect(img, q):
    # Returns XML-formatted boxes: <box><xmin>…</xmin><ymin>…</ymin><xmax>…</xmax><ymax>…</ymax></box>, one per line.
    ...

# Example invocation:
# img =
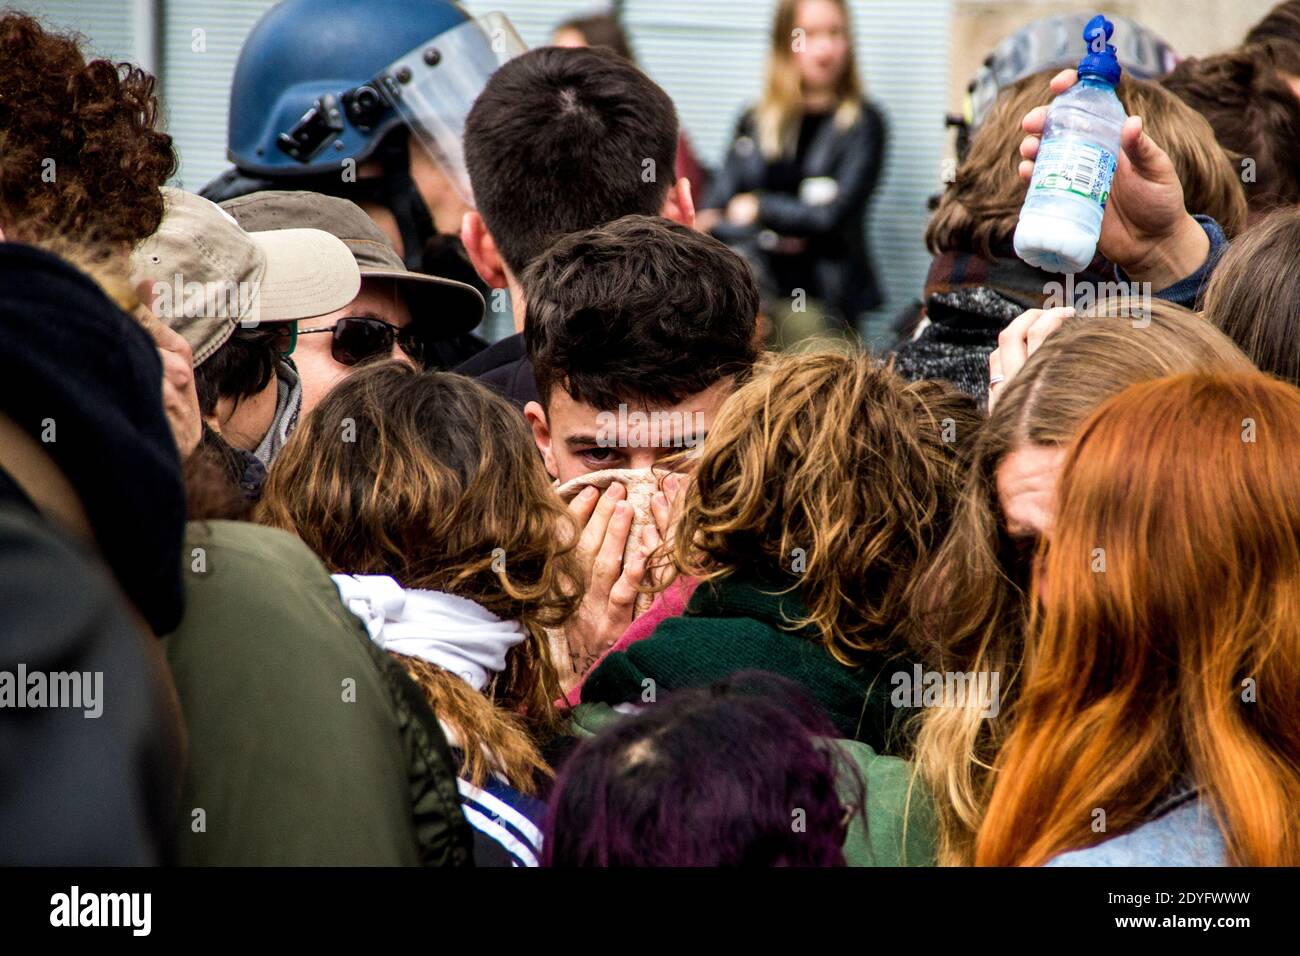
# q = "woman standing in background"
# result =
<box><xmin>700</xmin><ymin>0</ymin><xmax>886</xmax><ymax>341</ymax></box>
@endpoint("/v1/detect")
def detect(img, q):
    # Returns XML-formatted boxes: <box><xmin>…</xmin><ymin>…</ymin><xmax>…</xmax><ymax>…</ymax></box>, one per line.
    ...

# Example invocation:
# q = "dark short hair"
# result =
<box><xmin>524</xmin><ymin>215</ymin><xmax>760</xmax><ymax>410</ymax></box>
<box><xmin>1160</xmin><ymin>47</ymin><xmax>1300</xmax><ymax>214</ymax></box>
<box><xmin>194</xmin><ymin>326</ymin><xmax>281</xmax><ymax>416</ymax></box>
<box><xmin>542</xmin><ymin>671</ymin><xmax>857</xmax><ymax>867</ymax></box>
<box><xmin>464</xmin><ymin>46</ymin><xmax>679</xmax><ymax>277</ymax></box>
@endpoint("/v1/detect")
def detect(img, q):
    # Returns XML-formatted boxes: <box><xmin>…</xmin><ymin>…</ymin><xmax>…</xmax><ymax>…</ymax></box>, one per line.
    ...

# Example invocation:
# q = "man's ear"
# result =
<box><xmin>660</xmin><ymin>177</ymin><xmax>696</xmax><ymax>229</ymax></box>
<box><xmin>523</xmin><ymin>399</ymin><xmax>559</xmax><ymax>480</ymax></box>
<box><xmin>461</xmin><ymin>211</ymin><xmax>509</xmax><ymax>289</ymax></box>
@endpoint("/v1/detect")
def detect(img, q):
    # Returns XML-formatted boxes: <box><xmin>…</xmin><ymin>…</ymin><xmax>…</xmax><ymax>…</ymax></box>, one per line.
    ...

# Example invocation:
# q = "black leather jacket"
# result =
<box><xmin>704</xmin><ymin>99</ymin><xmax>887</xmax><ymax>323</ymax></box>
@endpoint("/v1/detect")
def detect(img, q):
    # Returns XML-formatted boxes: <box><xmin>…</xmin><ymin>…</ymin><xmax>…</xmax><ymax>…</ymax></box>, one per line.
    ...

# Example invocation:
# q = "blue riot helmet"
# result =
<box><xmin>223</xmin><ymin>0</ymin><xmax>523</xmax><ymax>201</ymax></box>
<box><xmin>202</xmin><ymin>1</ymin><xmax>525</xmax><ymax>270</ymax></box>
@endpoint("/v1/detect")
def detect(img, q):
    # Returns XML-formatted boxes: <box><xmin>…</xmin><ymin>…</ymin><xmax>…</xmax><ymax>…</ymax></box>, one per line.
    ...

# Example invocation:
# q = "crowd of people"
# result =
<box><xmin>2</xmin><ymin>0</ymin><xmax>1299</xmax><ymax>868</ymax></box>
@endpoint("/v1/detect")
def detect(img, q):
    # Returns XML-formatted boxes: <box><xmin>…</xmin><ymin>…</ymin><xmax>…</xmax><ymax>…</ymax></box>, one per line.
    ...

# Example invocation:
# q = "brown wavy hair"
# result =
<box><xmin>1161</xmin><ymin>44</ymin><xmax>1300</xmax><ymax>218</ymax></box>
<box><xmin>669</xmin><ymin>347</ymin><xmax>981</xmax><ymax>667</ymax></box>
<box><xmin>907</xmin><ymin>300</ymin><xmax>1253</xmax><ymax>865</ymax></box>
<box><xmin>0</xmin><ymin>12</ymin><xmax>175</xmax><ymax>249</ymax></box>
<box><xmin>1248</xmin><ymin>1</ymin><xmax>1300</xmax><ymax>51</ymax></box>
<box><xmin>977</xmin><ymin>373</ymin><xmax>1300</xmax><ymax>866</ymax></box>
<box><xmin>256</xmin><ymin>362</ymin><xmax>583</xmax><ymax>791</ymax></box>
<box><xmin>1203</xmin><ymin>206</ymin><xmax>1300</xmax><ymax>387</ymax></box>
<box><xmin>928</xmin><ymin>68</ymin><xmax>1247</xmax><ymax>257</ymax></box>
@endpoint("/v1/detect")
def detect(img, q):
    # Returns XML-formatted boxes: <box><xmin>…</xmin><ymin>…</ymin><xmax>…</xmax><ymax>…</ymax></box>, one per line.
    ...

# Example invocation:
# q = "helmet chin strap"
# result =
<box><xmin>378</xmin><ymin>145</ymin><xmax>437</xmax><ymax>271</ymax></box>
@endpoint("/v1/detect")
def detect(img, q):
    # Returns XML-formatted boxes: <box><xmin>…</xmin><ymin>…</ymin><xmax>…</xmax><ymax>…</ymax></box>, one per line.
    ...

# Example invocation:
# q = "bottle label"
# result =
<box><xmin>1030</xmin><ymin>140</ymin><xmax>1117</xmax><ymax>207</ymax></box>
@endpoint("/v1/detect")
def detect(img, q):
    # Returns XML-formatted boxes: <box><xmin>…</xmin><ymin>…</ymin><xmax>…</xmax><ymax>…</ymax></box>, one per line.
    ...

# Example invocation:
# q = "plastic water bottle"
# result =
<box><xmin>1013</xmin><ymin>15</ymin><xmax>1126</xmax><ymax>274</ymax></box>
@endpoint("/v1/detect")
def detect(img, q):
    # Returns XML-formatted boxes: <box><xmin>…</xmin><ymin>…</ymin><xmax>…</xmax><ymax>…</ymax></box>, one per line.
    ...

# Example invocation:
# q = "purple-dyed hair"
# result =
<box><xmin>542</xmin><ymin>671</ymin><xmax>856</xmax><ymax>867</ymax></box>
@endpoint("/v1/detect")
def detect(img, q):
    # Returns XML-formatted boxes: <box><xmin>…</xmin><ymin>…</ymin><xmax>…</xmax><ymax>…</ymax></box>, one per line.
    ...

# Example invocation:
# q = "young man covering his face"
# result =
<box><xmin>523</xmin><ymin>214</ymin><xmax>760</xmax><ymax>683</ymax></box>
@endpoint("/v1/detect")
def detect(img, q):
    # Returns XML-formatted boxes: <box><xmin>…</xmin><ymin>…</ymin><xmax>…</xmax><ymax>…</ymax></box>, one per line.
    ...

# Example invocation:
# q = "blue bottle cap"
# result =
<box><xmin>1077</xmin><ymin>14</ymin><xmax>1121</xmax><ymax>85</ymax></box>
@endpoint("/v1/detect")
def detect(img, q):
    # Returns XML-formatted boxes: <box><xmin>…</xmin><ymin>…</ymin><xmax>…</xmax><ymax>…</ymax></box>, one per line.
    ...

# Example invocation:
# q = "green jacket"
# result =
<box><xmin>164</xmin><ymin>520</ymin><xmax>471</xmax><ymax>866</ymax></box>
<box><xmin>581</xmin><ymin>577</ymin><xmax>916</xmax><ymax>752</ymax></box>
<box><xmin>567</xmin><ymin>703</ymin><xmax>936</xmax><ymax>866</ymax></box>
<box><xmin>837</xmin><ymin>739</ymin><xmax>936</xmax><ymax>866</ymax></box>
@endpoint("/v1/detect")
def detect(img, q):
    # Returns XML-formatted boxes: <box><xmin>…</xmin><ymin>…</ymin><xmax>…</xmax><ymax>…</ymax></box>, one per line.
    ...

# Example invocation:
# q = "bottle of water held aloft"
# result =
<box><xmin>1013</xmin><ymin>15</ymin><xmax>1126</xmax><ymax>274</ymax></box>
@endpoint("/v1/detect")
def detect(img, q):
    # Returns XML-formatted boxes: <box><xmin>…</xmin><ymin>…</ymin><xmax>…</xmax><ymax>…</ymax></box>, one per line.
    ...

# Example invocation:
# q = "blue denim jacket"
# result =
<box><xmin>1045</xmin><ymin>787</ymin><xmax>1226</xmax><ymax>867</ymax></box>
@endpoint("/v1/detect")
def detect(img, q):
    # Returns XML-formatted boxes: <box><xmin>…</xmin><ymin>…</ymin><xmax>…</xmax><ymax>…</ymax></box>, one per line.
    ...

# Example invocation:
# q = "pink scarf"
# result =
<box><xmin>559</xmin><ymin>575</ymin><xmax>699</xmax><ymax>708</ymax></box>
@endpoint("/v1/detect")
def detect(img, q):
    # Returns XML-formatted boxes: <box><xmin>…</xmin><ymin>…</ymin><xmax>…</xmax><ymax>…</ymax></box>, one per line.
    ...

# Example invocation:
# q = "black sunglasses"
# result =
<box><xmin>273</xmin><ymin>316</ymin><xmax>426</xmax><ymax>367</ymax></box>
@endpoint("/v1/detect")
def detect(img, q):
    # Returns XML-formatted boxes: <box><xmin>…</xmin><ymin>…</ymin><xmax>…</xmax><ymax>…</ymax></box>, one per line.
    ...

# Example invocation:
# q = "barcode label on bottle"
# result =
<box><xmin>1031</xmin><ymin>140</ymin><xmax>1117</xmax><ymax>207</ymax></box>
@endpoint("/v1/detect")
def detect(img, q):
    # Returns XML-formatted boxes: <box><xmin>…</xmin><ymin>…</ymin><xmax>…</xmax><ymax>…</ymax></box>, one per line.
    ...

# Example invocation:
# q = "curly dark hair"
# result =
<box><xmin>0</xmin><ymin>12</ymin><xmax>176</xmax><ymax>247</ymax></box>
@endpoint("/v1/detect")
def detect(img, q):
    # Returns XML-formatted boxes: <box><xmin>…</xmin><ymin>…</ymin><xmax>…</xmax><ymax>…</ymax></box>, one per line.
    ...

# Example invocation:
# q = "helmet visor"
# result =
<box><xmin>379</xmin><ymin>12</ymin><xmax>527</xmax><ymax>206</ymax></box>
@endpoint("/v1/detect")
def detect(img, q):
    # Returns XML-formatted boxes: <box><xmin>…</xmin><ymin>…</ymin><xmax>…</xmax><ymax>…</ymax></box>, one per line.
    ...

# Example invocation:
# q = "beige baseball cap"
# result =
<box><xmin>219</xmin><ymin>190</ymin><xmax>485</xmax><ymax>338</ymax></box>
<box><xmin>131</xmin><ymin>188</ymin><xmax>361</xmax><ymax>365</ymax></box>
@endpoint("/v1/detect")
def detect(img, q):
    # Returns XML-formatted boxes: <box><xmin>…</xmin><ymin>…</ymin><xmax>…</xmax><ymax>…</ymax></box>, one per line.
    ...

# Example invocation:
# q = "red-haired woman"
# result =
<box><xmin>976</xmin><ymin>373</ymin><xmax>1300</xmax><ymax>866</ymax></box>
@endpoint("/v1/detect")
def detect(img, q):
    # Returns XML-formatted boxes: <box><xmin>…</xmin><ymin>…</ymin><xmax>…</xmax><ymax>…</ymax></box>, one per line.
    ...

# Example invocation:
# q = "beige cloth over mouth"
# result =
<box><xmin>550</xmin><ymin>467</ymin><xmax>681</xmax><ymax>672</ymax></box>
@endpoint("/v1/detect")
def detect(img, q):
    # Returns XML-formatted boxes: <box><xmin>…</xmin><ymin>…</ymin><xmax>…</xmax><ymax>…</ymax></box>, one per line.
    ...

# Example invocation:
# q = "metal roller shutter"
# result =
<box><xmin>157</xmin><ymin>0</ymin><xmax>278</xmax><ymax>190</ymax></box>
<box><xmin>20</xmin><ymin>0</ymin><xmax>136</xmax><ymax>63</ymax></box>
